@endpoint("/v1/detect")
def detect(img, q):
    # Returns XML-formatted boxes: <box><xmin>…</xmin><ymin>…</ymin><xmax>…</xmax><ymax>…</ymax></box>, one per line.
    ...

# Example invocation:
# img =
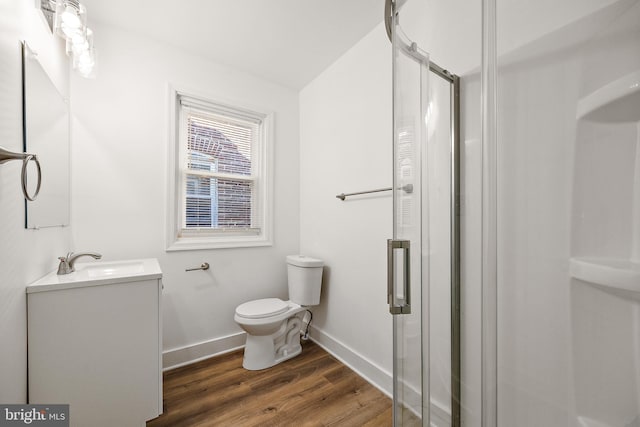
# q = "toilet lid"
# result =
<box><xmin>236</xmin><ymin>298</ymin><xmax>289</xmax><ymax>319</ymax></box>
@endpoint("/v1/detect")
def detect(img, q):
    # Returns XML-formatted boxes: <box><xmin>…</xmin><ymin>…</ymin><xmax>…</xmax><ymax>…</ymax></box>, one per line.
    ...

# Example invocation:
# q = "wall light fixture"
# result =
<box><xmin>51</xmin><ymin>0</ymin><xmax>96</xmax><ymax>78</ymax></box>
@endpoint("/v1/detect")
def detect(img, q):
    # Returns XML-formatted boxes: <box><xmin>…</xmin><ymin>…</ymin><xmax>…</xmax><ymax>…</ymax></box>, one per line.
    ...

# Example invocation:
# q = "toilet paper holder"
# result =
<box><xmin>186</xmin><ymin>262</ymin><xmax>210</xmax><ymax>272</ymax></box>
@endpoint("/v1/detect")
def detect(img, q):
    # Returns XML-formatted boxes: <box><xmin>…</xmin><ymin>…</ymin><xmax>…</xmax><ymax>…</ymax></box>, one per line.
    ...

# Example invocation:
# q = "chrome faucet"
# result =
<box><xmin>57</xmin><ymin>252</ymin><xmax>102</xmax><ymax>275</ymax></box>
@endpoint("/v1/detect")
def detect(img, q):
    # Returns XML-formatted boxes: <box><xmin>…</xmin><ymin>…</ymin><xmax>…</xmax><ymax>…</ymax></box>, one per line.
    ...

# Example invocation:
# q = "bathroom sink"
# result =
<box><xmin>86</xmin><ymin>261</ymin><xmax>145</xmax><ymax>278</ymax></box>
<box><xmin>27</xmin><ymin>258</ymin><xmax>162</xmax><ymax>293</ymax></box>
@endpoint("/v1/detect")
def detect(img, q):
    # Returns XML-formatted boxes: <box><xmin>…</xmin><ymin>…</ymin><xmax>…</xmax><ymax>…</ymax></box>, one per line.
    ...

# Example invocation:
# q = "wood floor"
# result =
<box><xmin>147</xmin><ymin>341</ymin><xmax>392</xmax><ymax>427</ymax></box>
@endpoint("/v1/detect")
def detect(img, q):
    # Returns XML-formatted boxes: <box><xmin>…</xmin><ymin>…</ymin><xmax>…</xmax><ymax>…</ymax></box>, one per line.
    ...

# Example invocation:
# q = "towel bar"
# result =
<box><xmin>336</xmin><ymin>184</ymin><xmax>413</xmax><ymax>201</ymax></box>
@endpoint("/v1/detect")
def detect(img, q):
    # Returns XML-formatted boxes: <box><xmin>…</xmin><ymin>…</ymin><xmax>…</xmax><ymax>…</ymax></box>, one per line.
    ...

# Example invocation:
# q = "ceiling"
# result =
<box><xmin>81</xmin><ymin>0</ymin><xmax>386</xmax><ymax>90</ymax></box>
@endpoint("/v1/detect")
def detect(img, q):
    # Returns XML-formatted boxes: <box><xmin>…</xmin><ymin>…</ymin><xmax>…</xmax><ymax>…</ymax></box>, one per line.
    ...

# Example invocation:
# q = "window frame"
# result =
<box><xmin>166</xmin><ymin>86</ymin><xmax>274</xmax><ymax>251</ymax></box>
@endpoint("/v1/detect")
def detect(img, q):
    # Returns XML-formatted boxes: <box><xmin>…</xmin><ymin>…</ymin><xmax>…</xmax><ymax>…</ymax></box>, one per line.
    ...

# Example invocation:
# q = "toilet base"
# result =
<box><xmin>242</xmin><ymin>317</ymin><xmax>303</xmax><ymax>370</ymax></box>
<box><xmin>242</xmin><ymin>339</ymin><xmax>302</xmax><ymax>370</ymax></box>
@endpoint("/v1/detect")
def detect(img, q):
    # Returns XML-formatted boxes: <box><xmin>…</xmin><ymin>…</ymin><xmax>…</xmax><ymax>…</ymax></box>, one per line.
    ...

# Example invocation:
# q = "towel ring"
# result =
<box><xmin>0</xmin><ymin>146</ymin><xmax>42</xmax><ymax>201</ymax></box>
<box><xmin>21</xmin><ymin>154</ymin><xmax>41</xmax><ymax>201</ymax></box>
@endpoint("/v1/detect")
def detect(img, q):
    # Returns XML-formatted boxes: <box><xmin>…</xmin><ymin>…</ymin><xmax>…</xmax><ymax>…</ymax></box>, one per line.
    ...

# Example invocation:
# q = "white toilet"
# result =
<box><xmin>234</xmin><ymin>255</ymin><xmax>323</xmax><ymax>370</ymax></box>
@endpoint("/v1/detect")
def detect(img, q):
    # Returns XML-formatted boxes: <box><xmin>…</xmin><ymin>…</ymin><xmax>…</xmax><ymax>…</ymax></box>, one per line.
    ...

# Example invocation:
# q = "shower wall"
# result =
<box><xmin>494</xmin><ymin>0</ymin><xmax>640</xmax><ymax>425</ymax></box>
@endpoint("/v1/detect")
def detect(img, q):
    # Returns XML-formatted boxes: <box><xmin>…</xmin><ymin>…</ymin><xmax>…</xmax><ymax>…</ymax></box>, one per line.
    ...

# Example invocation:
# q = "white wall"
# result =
<box><xmin>70</xmin><ymin>21</ymin><xmax>300</xmax><ymax>368</ymax></box>
<box><xmin>300</xmin><ymin>20</ymin><xmax>394</xmax><ymax>388</ymax></box>
<box><xmin>0</xmin><ymin>0</ymin><xmax>71</xmax><ymax>402</ymax></box>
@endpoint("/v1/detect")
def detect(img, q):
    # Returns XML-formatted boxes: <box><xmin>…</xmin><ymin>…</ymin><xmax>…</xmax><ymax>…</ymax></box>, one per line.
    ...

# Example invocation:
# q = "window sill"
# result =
<box><xmin>166</xmin><ymin>235</ymin><xmax>273</xmax><ymax>251</ymax></box>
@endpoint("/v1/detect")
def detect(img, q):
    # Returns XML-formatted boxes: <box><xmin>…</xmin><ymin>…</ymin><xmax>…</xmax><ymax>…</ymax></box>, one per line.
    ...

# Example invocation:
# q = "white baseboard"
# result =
<box><xmin>430</xmin><ymin>397</ymin><xmax>452</xmax><ymax>427</ymax></box>
<box><xmin>162</xmin><ymin>332</ymin><xmax>246</xmax><ymax>371</ymax></box>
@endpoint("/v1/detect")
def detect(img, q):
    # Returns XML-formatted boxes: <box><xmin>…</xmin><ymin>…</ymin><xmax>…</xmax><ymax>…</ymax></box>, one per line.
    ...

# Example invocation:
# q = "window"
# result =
<box><xmin>167</xmin><ymin>89</ymin><xmax>273</xmax><ymax>250</ymax></box>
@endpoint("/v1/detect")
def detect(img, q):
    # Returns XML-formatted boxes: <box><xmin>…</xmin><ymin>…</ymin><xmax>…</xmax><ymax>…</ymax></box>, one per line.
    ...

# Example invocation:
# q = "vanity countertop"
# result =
<box><xmin>26</xmin><ymin>258</ymin><xmax>162</xmax><ymax>294</ymax></box>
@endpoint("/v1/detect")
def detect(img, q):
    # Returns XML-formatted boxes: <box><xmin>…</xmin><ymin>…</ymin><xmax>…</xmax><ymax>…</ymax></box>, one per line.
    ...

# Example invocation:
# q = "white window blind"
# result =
<box><xmin>173</xmin><ymin>93</ymin><xmax>271</xmax><ymax>246</ymax></box>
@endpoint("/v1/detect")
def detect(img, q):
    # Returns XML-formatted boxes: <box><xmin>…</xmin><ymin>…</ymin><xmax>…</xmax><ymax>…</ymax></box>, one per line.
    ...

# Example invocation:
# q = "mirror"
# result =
<box><xmin>22</xmin><ymin>42</ymin><xmax>70</xmax><ymax>229</ymax></box>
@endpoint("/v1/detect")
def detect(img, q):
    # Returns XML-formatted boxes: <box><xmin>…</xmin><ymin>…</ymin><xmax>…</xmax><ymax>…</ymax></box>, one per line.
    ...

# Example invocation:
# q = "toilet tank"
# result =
<box><xmin>286</xmin><ymin>255</ymin><xmax>323</xmax><ymax>306</ymax></box>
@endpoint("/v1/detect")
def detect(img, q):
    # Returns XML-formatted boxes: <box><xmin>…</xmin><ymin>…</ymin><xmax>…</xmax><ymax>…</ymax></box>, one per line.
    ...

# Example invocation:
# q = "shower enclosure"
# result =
<box><xmin>387</xmin><ymin>0</ymin><xmax>640</xmax><ymax>425</ymax></box>
<box><xmin>487</xmin><ymin>0</ymin><xmax>640</xmax><ymax>425</ymax></box>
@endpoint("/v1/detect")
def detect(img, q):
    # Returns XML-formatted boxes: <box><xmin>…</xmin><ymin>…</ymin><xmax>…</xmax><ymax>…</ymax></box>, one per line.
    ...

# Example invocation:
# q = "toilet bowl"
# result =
<box><xmin>234</xmin><ymin>255</ymin><xmax>323</xmax><ymax>370</ymax></box>
<box><xmin>234</xmin><ymin>298</ymin><xmax>306</xmax><ymax>370</ymax></box>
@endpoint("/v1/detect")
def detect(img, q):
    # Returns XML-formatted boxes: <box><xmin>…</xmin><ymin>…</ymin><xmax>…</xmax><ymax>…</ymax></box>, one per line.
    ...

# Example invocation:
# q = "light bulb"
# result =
<box><xmin>69</xmin><ymin>31</ymin><xmax>85</xmax><ymax>45</ymax></box>
<box><xmin>62</xmin><ymin>25</ymin><xmax>82</xmax><ymax>40</ymax></box>
<box><xmin>78</xmin><ymin>52</ymin><xmax>94</xmax><ymax>66</ymax></box>
<box><xmin>78</xmin><ymin>63</ymin><xmax>93</xmax><ymax>75</ymax></box>
<box><xmin>55</xmin><ymin>1</ymin><xmax>86</xmax><ymax>40</ymax></box>
<box><xmin>60</xmin><ymin>5</ymin><xmax>81</xmax><ymax>28</ymax></box>
<box><xmin>73</xmin><ymin>46</ymin><xmax>96</xmax><ymax>78</ymax></box>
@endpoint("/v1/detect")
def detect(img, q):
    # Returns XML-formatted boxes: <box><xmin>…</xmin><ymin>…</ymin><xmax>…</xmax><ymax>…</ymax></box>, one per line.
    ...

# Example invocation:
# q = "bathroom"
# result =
<box><xmin>2</xmin><ymin>0</ymin><xmax>640</xmax><ymax>426</ymax></box>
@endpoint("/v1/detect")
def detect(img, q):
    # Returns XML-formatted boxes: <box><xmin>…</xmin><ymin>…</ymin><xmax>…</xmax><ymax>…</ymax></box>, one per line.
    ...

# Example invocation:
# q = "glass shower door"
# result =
<box><xmin>389</xmin><ymin>8</ymin><xmax>431</xmax><ymax>425</ymax></box>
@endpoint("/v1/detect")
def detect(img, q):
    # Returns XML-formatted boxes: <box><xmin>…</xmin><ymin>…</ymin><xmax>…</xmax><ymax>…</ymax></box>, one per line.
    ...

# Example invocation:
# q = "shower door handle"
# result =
<box><xmin>387</xmin><ymin>239</ymin><xmax>411</xmax><ymax>315</ymax></box>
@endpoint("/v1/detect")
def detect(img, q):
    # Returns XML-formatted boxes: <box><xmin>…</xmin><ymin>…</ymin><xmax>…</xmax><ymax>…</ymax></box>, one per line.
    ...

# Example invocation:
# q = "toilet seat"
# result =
<box><xmin>235</xmin><ymin>298</ymin><xmax>289</xmax><ymax>319</ymax></box>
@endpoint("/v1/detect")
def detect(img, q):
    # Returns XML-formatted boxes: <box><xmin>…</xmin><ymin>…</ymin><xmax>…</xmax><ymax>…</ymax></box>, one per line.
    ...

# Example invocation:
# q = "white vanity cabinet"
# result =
<box><xmin>27</xmin><ymin>258</ymin><xmax>163</xmax><ymax>427</ymax></box>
